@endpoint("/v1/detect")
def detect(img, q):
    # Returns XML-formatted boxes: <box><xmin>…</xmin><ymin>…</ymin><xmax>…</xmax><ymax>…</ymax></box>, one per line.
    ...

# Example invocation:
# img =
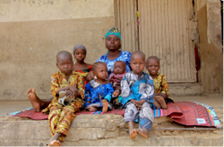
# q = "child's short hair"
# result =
<box><xmin>56</xmin><ymin>50</ymin><xmax>73</xmax><ymax>62</ymax></box>
<box><xmin>114</xmin><ymin>61</ymin><xmax>126</xmax><ymax>66</ymax></box>
<box><xmin>146</xmin><ymin>56</ymin><xmax>160</xmax><ymax>63</ymax></box>
<box><xmin>73</xmin><ymin>44</ymin><xmax>86</xmax><ymax>53</ymax></box>
<box><xmin>92</xmin><ymin>62</ymin><xmax>107</xmax><ymax>72</ymax></box>
<box><xmin>131</xmin><ymin>51</ymin><xmax>146</xmax><ymax>61</ymax></box>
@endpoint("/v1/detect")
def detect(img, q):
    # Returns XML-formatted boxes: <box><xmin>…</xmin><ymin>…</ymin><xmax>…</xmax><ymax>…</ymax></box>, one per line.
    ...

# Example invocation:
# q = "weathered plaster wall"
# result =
<box><xmin>196</xmin><ymin>0</ymin><xmax>223</xmax><ymax>94</ymax></box>
<box><xmin>0</xmin><ymin>0</ymin><xmax>115</xmax><ymax>100</ymax></box>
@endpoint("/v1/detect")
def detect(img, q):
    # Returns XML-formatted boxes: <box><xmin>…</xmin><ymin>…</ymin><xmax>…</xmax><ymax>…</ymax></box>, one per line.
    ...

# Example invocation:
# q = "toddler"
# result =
<box><xmin>119</xmin><ymin>51</ymin><xmax>154</xmax><ymax>139</ymax></box>
<box><xmin>146</xmin><ymin>56</ymin><xmax>174</xmax><ymax>109</ymax></box>
<box><xmin>84</xmin><ymin>62</ymin><xmax>114</xmax><ymax>112</ymax></box>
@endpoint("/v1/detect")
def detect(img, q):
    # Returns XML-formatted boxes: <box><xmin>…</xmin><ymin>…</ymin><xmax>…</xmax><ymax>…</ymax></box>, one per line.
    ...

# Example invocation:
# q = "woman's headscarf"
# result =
<box><xmin>104</xmin><ymin>27</ymin><xmax>121</xmax><ymax>39</ymax></box>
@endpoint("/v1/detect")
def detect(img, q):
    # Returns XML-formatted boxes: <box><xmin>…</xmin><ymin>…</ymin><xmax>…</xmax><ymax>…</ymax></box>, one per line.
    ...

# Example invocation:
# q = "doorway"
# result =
<box><xmin>115</xmin><ymin>0</ymin><xmax>197</xmax><ymax>83</ymax></box>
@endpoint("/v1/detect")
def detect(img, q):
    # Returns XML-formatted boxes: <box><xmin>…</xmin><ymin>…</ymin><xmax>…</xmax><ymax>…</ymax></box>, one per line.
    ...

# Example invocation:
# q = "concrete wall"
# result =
<box><xmin>196</xmin><ymin>0</ymin><xmax>223</xmax><ymax>94</ymax></box>
<box><xmin>0</xmin><ymin>0</ymin><xmax>115</xmax><ymax>100</ymax></box>
<box><xmin>0</xmin><ymin>0</ymin><xmax>222</xmax><ymax>100</ymax></box>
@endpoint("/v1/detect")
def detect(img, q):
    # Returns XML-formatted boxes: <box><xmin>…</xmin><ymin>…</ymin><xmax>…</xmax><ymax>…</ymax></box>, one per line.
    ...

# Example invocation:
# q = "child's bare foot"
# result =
<box><xmin>102</xmin><ymin>100</ymin><xmax>108</xmax><ymax>113</ymax></box>
<box><xmin>27</xmin><ymin>88</ymin><xmax>42</xmax><ymax>112</ymax></box>
<box><xmin>48</xmin><ymin>133</ymin><xmax>61</xmax><ymax>146</ymax></box>
<box><xmin>48</xmin><ymin>140</ymin><xmax>61</xmax><ymax>146</ymax></box>
<box><xmin>137</xmin><ymin>129</ymin><xmax>149</xmax><ymax>138</ymax></box>
<box><xmin>129</xmin><ymin>128</ymin><xmax>137</xmax><ymax>139</ymax></box>
<box><xmin>128</xmin><ymin>121</ymin><xmax>137</xmax><ymax>139</ymax></box>
<box><xmin>87</xmin><ymin>106</ymin><xmax>97</xmax><ymax>112</ymax></box>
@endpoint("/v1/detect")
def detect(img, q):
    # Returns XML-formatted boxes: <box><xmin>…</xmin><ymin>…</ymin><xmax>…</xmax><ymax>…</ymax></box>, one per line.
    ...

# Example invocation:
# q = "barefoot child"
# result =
<box><xmin>109</xmin><ymin>61</ymin><xmax>126</xmax><ymax>108</ymax></box>
<box><xmin>119</xmin><ymin>51</ymin><xmax>154</xmax><ymax>139</ymax></box>
<box><xmin>84</xmin><ymin>62</ymin><xmax>114</xmax><ymax>112</ymax></box>
<box><xmin>46</xmin><ymin>51</ymin><xmax>85</xmax><ymax>146</ymax></box>
<box><xmin>27</xmin><ymin>45</ymin><xmax>92</xmax><ymax>112</ymax></box>
<box><xmin>146</xmin><ymin>56</ymin><xmax>174</xmax><ymax>109</ymax></box>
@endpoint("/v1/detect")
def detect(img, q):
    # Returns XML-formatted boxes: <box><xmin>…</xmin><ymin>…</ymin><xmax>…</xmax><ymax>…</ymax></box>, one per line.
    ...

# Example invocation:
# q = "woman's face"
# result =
<box><xmin>105</xmin><ymin>35</ymin><xmax>121</xmax><ymax>51</ymax></box>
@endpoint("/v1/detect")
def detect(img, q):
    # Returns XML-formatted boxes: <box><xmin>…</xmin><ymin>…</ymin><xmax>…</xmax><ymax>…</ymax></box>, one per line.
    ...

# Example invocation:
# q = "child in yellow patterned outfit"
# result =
<box><xmin>146</xmin><ymin>56</ymin><xmax>174</xmax><ymax>109</ymax></box>
<box><xmin>46</xmin><ymin>51</ymin><xmax>85</xmax><ymax>146</ymax></box>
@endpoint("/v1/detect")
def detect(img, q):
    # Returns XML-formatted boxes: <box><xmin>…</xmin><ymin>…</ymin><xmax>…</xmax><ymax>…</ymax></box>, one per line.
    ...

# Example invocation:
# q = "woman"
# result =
<box><xmin>96</xmin><ymin>27</ymin><xmax>132</xmax><ymax>75</ymax></box>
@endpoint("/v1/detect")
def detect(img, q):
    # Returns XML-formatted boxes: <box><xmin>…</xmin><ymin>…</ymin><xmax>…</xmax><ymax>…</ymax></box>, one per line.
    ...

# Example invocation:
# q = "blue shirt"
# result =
<box><xmin>84</xmin><ymin>80</ymin><xmax>114</xmax><ymax>108</ymax></box>
<box><xmin>96</xmin><ymin>50</ymin><xmax>132</xmax><ymax>75</ymax></box>
<box><xmin>118</xmin><ymin>72</ymin><xmax>154</xmax><ymax>105</ymax></box>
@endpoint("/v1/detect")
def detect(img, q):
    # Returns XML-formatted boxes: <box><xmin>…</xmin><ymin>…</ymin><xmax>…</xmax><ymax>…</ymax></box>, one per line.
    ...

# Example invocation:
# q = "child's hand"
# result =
<box><xmin>69</xmin><ymin>86</ymin><xmax>79</xmax><ymax>97</ymax></box>
<box><xmin>136</xmin><ymin>100</ymin><xmax>146</xmax><ymax>105</ymax></box>
<box><xmin>86</xmin><ymin>71</ymin><xmax>94</xmax><ymax>81</ymax></box>
<box><xmin>131</xmin><ymin>100</ymin><xmax>146</xmax><ymax>108</ymax></box>
<box><xmin>65</xmin><ymin>89</ymin><xmax>73</xmax><ymax>98</ymax></box>
<box><xmin>102</xmin><ymin>99</ymin><xmax>109</xmax><ymax>113</ymax></box>
<box><xmin>113</xmin><ymin>89</ymin><xmax>120</xmax><ymax>97</ymax></box>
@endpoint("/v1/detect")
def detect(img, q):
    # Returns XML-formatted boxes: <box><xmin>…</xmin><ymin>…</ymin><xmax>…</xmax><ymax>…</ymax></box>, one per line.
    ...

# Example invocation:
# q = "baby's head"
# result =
<box><xmin>146</xmin><ymin>56</ymin><xmax>160</xmax><ymax>77</ymax></box>
<box><xmin>56</xmin><ymin>51</ymin><xmax>74</xmax><ymax>75</ymax></box>
<box><xmin>73</xmin><ymin>44</ymin><xmax>87</xmax><ymax>63</ymax></box>
<box><xmin>113</xmin><ymin>61</ymin><xmax>126</xmax><ymax>74</ymax></box>
<box><xmin>130</xmin><ymin>51</ymin><xmax>145</xmax><ymax>75</ymax></box>
<box><xmin>93</xmin><ymin>62</ymin><xmax>108</xmax><ymax>81</ymax></box>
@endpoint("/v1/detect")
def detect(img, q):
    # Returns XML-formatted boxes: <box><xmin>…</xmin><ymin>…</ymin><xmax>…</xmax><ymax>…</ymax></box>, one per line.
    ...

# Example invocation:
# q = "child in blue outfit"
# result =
<box><xmin>119</xmin><ymin>51</ymin><xmax>154</xmax><ymax>139</ymax></box>
<box><xmin>84</xmin><ymin>62</ymin><xmax>114</xmax><ymax>112</ymax></box>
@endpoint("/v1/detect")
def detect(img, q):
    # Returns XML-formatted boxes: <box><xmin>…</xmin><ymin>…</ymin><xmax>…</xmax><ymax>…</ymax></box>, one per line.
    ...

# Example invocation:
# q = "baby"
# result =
<box><xmin>109</xmin><ymin>61</ymin><xmax>126</xmax><ymax>108</ymax></box>
<box><xmin>119</xmin><ymin>51</ymin><xmax>154</xmax><ymax>139</ymax></box>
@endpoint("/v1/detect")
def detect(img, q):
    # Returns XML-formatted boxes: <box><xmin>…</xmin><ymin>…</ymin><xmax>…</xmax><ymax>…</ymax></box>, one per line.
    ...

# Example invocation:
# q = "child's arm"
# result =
<box><xmin>50</xmin><ymin>74</ymin><xmax>63</xmax><ymax>97</ymax></box>
<box><xmin>119</xmin><ymin>74</ymin><xmax>131</xmax><ymax>98</ymax></box>
<box><xmin>73</xmin><ymin>75</ymin><xmax>85</xmax><ymax>99</ymax></box>
<box><xmin>139</xmin><ymin>77</ymin><xmax>154</xmax><ymax>104</ymax></box>
<box><xmin>103</xmin><ymin>83</ymin><xmax>114</xmax><ymax>102</ymax></box>
<box><xmin>157</xmin><ymin>75</ymin><xmax>169</xmax><ymax>99</ymax></box>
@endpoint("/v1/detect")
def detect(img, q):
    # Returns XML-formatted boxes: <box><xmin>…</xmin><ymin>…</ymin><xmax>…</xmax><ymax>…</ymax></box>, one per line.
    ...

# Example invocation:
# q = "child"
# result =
<box><xmin>72</xmin><ymin>44</ymin><xmax>93</xmax><ymax>82</ymax></box>
<box><xmin>46</xmin><ymin>51</ymin><xmax>85</xmax><ymax>146</ymax></box>
<box><xmin>119</xmin><ymin>51</ymin><xmax>154</xmax><ymax>139</ymax></box>
<box><xmin>146</xmin><ymin>56</ymin><xmax>174</xmax><ymax>109</ymax></box>
<box><xmin>27</xmin><ymin>45</ymin><xmax>92</xmax><ymax>112</ymax></box>
<box><xmin>84</xmin><ymin>62</ymin><xmax>114</xmax><ymax>112</ymax></box>
<box><xmin>109</xmin><ymin>61</ymin><xmax>126</xmax><ymax>108</ymax></box>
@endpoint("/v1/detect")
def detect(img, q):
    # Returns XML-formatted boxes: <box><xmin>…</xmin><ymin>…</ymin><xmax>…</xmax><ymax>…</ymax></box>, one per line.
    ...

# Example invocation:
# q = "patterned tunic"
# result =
<box><xmin>47</xmin><ymin>71</ymin><xmax>85</xmax><ymax>141</ymax></box>
<box><xmin>118</xmin><ymin>71</ymin><xmax>154</xmax><ymax>105</ymax></box>
<box><xmin>109</xmin><ymin>73</ymin><xmax>125</xmax><ymax>90</ymax></box>
<box><xmin>119</xmin><ymin>71</ymin><xmax>155</xmax><ymax>131</ymax></box>
<box><xmin>96</xmin><ymin>50</ymin><xmax>131</xmax><ymax>75</ymax></box>
<box><xmin>50</xmin><ymin>71</ymin><xmax>85</xmax><ymax>103</ymax></box>
<box><xmin>153</xmin><ymin>73</ymin><xmax>169</xmax><ymax>96</ymax></box>
<box><xmin>84</xmin><ymin>80</ymin><xmax>114</xmax><ymax>108</ymax></box>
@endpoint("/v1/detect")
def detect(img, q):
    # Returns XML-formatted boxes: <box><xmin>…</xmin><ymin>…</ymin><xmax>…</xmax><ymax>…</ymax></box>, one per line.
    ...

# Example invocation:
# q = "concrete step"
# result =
<box><xmin>169</xmin><ymin>83</ymin><xmax>203</xmax><ymax>96</ymax></box>
<box><xmin>0</xmin><ymin>112</ymin><xmax>222</xmax><ymax>146</ymax></box>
